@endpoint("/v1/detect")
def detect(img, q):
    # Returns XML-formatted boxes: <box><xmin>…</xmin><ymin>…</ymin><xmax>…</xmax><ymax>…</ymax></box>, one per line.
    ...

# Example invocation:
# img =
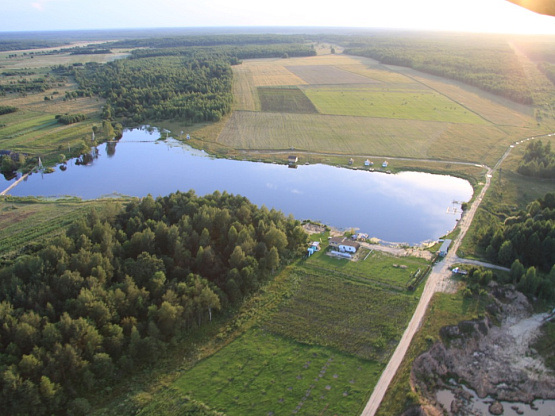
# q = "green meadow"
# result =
<box><xmin>304</xmin><ymin>86</ymin><xmax>488</xmax><ymax>123</ymax></box>
<box><xmin>149</xmin><ymin>328</ymin><xmax>380</xmax><ymax>416</ymax></box>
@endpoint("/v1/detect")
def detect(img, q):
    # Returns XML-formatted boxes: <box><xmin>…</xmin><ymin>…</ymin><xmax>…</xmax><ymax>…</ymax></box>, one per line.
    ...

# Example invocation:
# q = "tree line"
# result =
<box><xmin>56</xmin><ymin>113</ymin><xmax>86</xmax><ymax>125</ymax></box>
<box><xmin>104</xmin><ymin>34</ymin><xmax>312</xmax><ymax>49</ymax></box>
<box><xmin>0</xmin><ymin>191</ymin><xmax>307</xmax><ymax>415</ymax></box>
<box><xmin>0</xmin><ymin>105</ymin><xmax>18</xmax><ymax>115</ymax></box>
<box><xmin>128</xmin><ymin>43</ymin><xmax>316</xmax><ymax>61</ymax></box>
<box><xmin>474</xmin><ymin>192</ymin><xmax>555</xmax><ymax>300</ymax></box>
<box><xmin>518</xmin><ymin>139</ymin><xmax>555</xmax><ymax>179</ymax></box>
<box><xmin>344</xmin><ymin>35</ymin><xmax>535</xmax><ymax>105</ymax></box>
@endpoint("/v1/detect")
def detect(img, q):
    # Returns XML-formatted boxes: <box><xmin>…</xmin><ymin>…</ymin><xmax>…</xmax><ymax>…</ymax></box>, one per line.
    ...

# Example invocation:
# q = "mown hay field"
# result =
<box><xmin>258</xmin><ymin>87</ymin><xmax>318</xmax><ymax>114</ymax></box>
<box><xmin>226</xmin><ymin>54</ymin><xmax>545</xmax><ymax>165</ymax></box>
<box><xmin>287</xmin><ymin>65</ymin><xmax>379</xmax><ymax>85</ymax></box>
<box><xmin>219</xmin><ymin>111</ymin><xmax>451</xmax><ymax>158</ymax></box>
<box><xmin>407</xmin><ymin>72</ymin><xmax>538</xmax><ymax>127</ymax></box>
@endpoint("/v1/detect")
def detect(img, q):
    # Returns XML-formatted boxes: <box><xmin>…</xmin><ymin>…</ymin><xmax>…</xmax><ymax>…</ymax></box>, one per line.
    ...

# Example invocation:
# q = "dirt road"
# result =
<box><xmin>360</xmin><ymin>132</ymin><xmax>545</xmax><ymax>415</ymax></box>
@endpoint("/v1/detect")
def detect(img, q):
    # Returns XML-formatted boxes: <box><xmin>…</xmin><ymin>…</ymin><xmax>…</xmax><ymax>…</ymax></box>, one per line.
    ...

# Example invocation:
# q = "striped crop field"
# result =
<box><xmin>250</xmin><ymin>61</ymin><xmax>307</xmax><ymax>86</ymax></box>
<box><xmin>258</xmin><ymin>87</ymin><xmax>318</xmax><ymax>114</ymax></box>
<box><xmin>286</xmin><ymin>65</ymin><xmax>380</xmax><ymax>85</ymax></box>
<box><xmin>304</xmin><ymin>86</ymin><xmax>488</xmax><ymax>123</ymax></box>
<box><xmin>223</xmin><ymin>53</ymin><xmax>546</xmax><ymax>165</ymax></box>
<box><xmin>232</xmin><ymin>63</ymin><xmax>260</xmax><ymax>111</ymax></box>
<box><xmin>217</xmin><ymin>111</ymin><xmax>450</xmax><ymax>158</ymax></box>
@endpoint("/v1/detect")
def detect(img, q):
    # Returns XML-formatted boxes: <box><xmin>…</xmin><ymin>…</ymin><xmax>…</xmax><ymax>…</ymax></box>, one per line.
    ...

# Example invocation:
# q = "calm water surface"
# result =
<box><xmin>2</xmin><ymin>128</ymin><xmax>473</xmax><ymax>245</ymax></box>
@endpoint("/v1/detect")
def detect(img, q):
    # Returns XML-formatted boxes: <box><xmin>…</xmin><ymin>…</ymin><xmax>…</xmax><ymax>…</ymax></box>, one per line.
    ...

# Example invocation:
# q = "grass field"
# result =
<box><xmin>258</xmin><ymin>87</ymin><xmax>318</xmax><ymax>114</ymax></box>
<box><xmin>157</xmin><ymin>328</ymin><xmax>380</xmax><ymax>416</ymax></box>
<box><xmin>220</xmin><ymin>54</ymin><xmax>549</xmax><ymax>168</ymax></box>
<box><xmin>218</xmin><ymin>111</ymin><xmax>451</xmax><ymax>158</ymax></box>
<box><xmin>0</xmin><ymin>78</ymin><xmax>105</xmax><ymax>165</ymax></box>
<box><xmin>304</xmin><ymin>86</ymin><xmax>487</xmax><ymax>123</ymax></box>
<box><xmin>264</xmin><ymin>267</ymin><xmax>417</xmax><ymax>362</ymax></box>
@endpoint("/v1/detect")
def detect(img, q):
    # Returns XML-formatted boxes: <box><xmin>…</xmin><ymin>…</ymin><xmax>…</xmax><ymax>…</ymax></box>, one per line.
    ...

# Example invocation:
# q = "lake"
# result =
<box><xmin>1</xmin><ymin>127</ymin><xmax>473</xmax><ymax>245</ymax></box>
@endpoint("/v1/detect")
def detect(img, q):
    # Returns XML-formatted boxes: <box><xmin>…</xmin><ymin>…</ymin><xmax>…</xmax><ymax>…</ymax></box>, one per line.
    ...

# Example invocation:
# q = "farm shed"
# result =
<box><xmin>439</xmin><ymin>239</ymin><xmax>452</xmax><ymax>256</ymax></box>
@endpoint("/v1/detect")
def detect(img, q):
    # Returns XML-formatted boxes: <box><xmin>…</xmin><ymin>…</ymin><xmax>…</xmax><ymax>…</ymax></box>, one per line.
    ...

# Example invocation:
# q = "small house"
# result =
<box><xmin>329</xmin><ymin>236</ymin><xmax>360</xmax><ymax>253</ymax></box>
<box><xmin>382</xmin><ymin>161</ymin><xmax>388</xmax><ymax>168</ymax></box>
<box><xmin>288</xmin><ymin>155</ymin><xmax>298</xmax><ymax>164</ymax></box>
<box><xmin>364</xmin><ymin>159</ymin><xmax>373</xmax><ymax>167</ymax></box>
<box><xmin>348</xmin><ymin>158</ymin><xmax>354</xmax><ymax>165</ymax></box>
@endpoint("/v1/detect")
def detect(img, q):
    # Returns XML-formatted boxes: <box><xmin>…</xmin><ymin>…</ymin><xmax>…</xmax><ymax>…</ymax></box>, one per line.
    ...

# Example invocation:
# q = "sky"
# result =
<box><xmin>1</xmin><ymin>0</ymin><xmax>555</xmax><ymax>34</ymax></box>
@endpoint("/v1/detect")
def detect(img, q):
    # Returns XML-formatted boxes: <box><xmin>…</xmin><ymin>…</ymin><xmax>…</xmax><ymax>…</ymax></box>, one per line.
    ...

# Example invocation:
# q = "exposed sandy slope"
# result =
<box><xmin>411</xmin><ymin>286</ymin><xmax>555</xmax><ymax>414</ymax></box>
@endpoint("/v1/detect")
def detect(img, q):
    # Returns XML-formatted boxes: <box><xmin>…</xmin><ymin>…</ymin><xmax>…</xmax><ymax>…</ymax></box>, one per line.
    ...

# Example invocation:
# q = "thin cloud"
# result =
<box><xmin>31</xmin><ymin>0</ymin><xmax>50</xmax><ymax>11</ymax></box>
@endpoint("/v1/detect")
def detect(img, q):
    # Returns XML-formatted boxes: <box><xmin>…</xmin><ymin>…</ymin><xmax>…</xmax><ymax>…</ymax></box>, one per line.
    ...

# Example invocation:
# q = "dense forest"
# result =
<box><xmin>128</xmin><ymin>43</ymin><xmax>317</xmax><ymax>60</ymax></box>
<box><xmin>0</xmin><ymin>191</ymin><xmax>307</xmax><ymax>415</ymax></box>
<box><xmin>518</xmin><ymin>139</ymin><xmax>555</xmax><ymax>178</ymax></box>
<box><xmin>73</xmin><ymin>55</ymin><xmax>233</xmax><ymax>124</ymax></box>
<box><xmin>344</xmin><ymin>35</ymin><xmax>534</xmax><ymax>105</ymax></box>
<box><xmin>0</xmin><ymin>40</ymin><xmax>67</xmax><ymax>52</ymax></box>
<box><xmin>539</xmin><ymin>61</ymin><xmax>555</xmax><ymax>86</ymax></box>
<box><xmin>475</xmin><ymin>192</ymin><xmax>555</xmax><ymax>300</ymax></box>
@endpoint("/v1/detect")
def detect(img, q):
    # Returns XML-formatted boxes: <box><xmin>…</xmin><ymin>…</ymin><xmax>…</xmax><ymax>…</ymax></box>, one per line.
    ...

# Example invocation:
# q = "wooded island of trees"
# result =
<box><xmin>0</xmin><ymin>191</ymin><xmax>307</xmax><ymax>415</ymax></box>
<box><xmin>518</xmin><ymin>139</ymin><xmax>555</xmax><ymax>178</ymax></box>
<box><xmin>474</xmin><ymin>192</ymin><xmax>555</xmax><ymax>300</ymax></box>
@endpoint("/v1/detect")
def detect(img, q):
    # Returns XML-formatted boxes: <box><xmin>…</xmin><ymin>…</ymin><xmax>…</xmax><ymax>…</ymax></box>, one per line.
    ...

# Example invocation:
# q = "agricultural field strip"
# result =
<box><xmin>394</xmin><ymin>71</ymin><xmax>510</xmax><ymax>125</ymax></box>
<box><xmin>286</xmin><ymin>65</ymin><xmax>380</xmax><ymax>85</ymax></box>
<box><xmin>303</xmin><ymin>87</ymin><xmax>486</xmax><ymax>123</ymax></box>
<box><xmin>0</xmin><ymin>114</ymin><xmax>57</xmax><ymax>138</ymax></box>
<box><xmin>302</xmin><ymin>264</ymin><xmax>406</xmax><ymax>292</ymax></box>
<box><xmin>0</xmin><ymin>202</ymin><xmax>91</xmax><ymax>256</ymax></box>
<box><xmin>384</xmin><ymin>64</ymin><xmax>537</xmax><ymax>127</ymax></box>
